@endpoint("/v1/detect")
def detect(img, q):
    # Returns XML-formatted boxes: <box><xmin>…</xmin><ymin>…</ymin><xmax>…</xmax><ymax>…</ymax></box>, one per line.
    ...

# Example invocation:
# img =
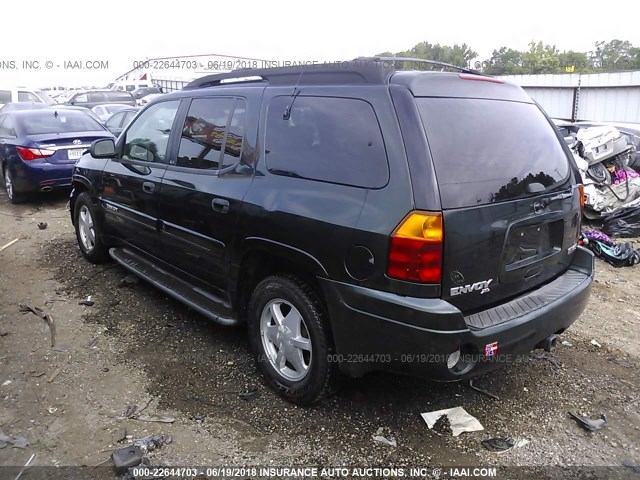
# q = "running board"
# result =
<box><xmin>109</xmin><ymin>247</ymin><xmax>238</xmax><ymax>326</ymax></box>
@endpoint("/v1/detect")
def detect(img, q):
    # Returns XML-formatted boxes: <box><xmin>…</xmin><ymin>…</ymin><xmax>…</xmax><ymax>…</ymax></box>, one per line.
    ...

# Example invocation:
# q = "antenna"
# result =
<box><xmin>283</xmin><ymin>69</ymin><xmax>304</xmax><ymax>120</ymax></box>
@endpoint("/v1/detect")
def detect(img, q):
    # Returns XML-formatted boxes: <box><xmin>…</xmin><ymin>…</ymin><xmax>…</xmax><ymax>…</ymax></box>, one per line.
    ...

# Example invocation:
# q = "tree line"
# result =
<box><xmin>377</xmin><ymin>40</ymin><xmax>640</xmax><ymax>75</ymax></box>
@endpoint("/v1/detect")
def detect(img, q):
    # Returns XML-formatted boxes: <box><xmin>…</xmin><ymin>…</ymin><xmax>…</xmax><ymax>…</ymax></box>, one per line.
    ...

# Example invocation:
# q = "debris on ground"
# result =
<box><xmin>118</xmin><ymin>275</ymin><xmax>140</xmax><ymax>288</ymax></box>
<box><xmin>607</xmin><ymin>355</ymin><xmax>632</xmax><ymax>368</ymax></box>
<box><xmin>481</xmin><ymin>437</ymin><xmax>530</xmax><ymax>453</ymax></box>
<box><xmin>14</xmin><ymin>453</ymin><xmax>36</xmax><ymax>480</ymax></box>
<box><xmin>561</xmin><ymin>340</ymin><xmax>573</xmax><ymax>347</ymax></box>
<box><xmin>0</xmin><ymin>238</ymin><xmax>19</xmax><ymax>252</ymax></box>
<box><xmin>112</xmin><ymin>446</ymin><xmax>144</xmax><ymax>475</ymax></box>
<box><xmin>530</xmin><ymin>351</ymin><xmax>561</xmax><ymax>368</ymax></box>
<box><xmin>569</xmin><ymin>412</ymin><xmax>608</xmax><ymax>431</ymax></box>
<box><xmin>47</xmin><ymin>368</ymin><xmax>61</xmax><ymax>383</ymax></box>
<box><xmin>421</xmin><ymin>407</ymin><xmax>484</xmax><ymax>437</ymax></box>
<box><xmin>1</xmin><ymin>380</ymin><xmax>10</xmax><ymax>386</ymax></box>
<box><xmin>133</xmin><ymin>434</ymin><xmax>173</xmax><ymax>452</ymax></box>
<box><xmin>590</xmin><ymin>339</ymin><xmax>602</xmax><ymax>348</ymax></box>
<box><xmin>19</xmin><ymin>304</ymin><xmax>56</xmax><ymax>347</ymax></box>
<box><xmin>78</xmin><ymin>296</ymin><xmax>94</xmax><ymax>306</ymax></box>
<box><xmin>469</xmin><ymin>379</ymin><xmax>500</xmax><ymax>400</ymax></box>
<box><xmin>372</xmin><ymin>427</ymin><xmax>397</xmax><ymax>447</ymax></box>
<box><xmin>191</xmin><ymin>414</ymin><xmax>205</xmax><ymax>425</ymax></box>
<box><xmin>52</xmin><ymin>344</ymin><xmax>69</xmax><ymax>352</ymax></box>
<box><xmin>580</xmin><ymin>230</ymin><xmax>640</xmax><ymax>267</ymax></box>
<box><xmin>37</xmin><ymin>222</ymin><xmax>48</xmax><ymax>230</ymax></box>
<box><xmin>0</xmin><ymin>433</ymin><xmax>30</xmax><ymax>449</ymax></box>
<box><xmin>239</xmin><ymin>387</ymin><xmax>259</xmax><ymax>401</ymax></box>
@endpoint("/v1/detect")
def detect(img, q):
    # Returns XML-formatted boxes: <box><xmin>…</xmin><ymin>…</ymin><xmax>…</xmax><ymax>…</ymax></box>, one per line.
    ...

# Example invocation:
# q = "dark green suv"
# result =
<box><xmin>70</xmin><ymin>59</ymin><xmax>594</xmax><ymax>404</ymax></box>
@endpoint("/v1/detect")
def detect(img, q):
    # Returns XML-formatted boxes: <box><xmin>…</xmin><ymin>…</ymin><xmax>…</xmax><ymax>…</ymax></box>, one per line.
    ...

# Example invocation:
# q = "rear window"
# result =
<box><xmin>416</xmin><ymin>98</ymin><xmax>571</xmax><ymax>209</ymax></box>
<box><xmin>18</xmin><ymin>111</ymin><xmax>103</xmax><ymax>135</ymax></box>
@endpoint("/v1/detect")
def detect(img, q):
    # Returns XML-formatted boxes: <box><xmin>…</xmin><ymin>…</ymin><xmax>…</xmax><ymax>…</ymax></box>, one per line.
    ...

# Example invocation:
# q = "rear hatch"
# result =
<box><xmin>415</xmin><ymin>95</ymin><xmax>581</xmax><ymax>314</ymax></box>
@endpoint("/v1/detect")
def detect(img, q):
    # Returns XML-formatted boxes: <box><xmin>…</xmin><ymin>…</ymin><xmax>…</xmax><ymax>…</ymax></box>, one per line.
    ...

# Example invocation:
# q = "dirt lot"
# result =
<box><xmin>1</xmin><ymin>192</ymin><xmax>639</xmax><ymax>479</ymax></box>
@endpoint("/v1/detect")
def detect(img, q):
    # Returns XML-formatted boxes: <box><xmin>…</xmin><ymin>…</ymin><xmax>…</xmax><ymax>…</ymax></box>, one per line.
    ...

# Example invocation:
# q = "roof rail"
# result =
<box><xmin>183</xmin><ymin>61</ymin><xmax>396</xmax><ymax>90</ymax></box>
<box><xmin>363</xmin><ymin>56</ymin><xmax>481</xmax><ymax>75</ymax></box>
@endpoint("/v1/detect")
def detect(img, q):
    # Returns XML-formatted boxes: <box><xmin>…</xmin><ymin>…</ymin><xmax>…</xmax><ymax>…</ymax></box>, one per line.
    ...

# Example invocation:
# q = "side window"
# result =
<box><xmin>73</xmin><ymin>94</ymin><xmax>88</xmax><ymax>103</ymax></box>
<box><xmin>18</xmin><ymin>91</ymin><xmax>41</xmax><ymax>102</ymax></box>
<box><xmin>122</xmin><ymin>101</ymin><xmax>179</xmax><ymax>163</ymax></box>
<box><xmin>105</xmin><ymin>112</ymin><xmax>125</xmax><ymax>129</ymax></box>
<box><xmin>93</xmin><ymin>106</ymin><xmax>104</xmax><ymax>116</ymax></box>
<box><xmin>177</xmin><ymin>97</ymin><xmax>246</xmax><ymax>170</ymax></box>
<box><xmin>88</xmin><ymin>92</ymin><xmax>106</xmax><ymax>103</ymax></box>
<box><xmin>0</xmin><ymin>90</ymin><xmax>11</xmax><ymax>104</ymax></box>
<box><xmin>265</xmin><ymin>96</ymin><xmax>388</xmax><ymax>188</ymax></box>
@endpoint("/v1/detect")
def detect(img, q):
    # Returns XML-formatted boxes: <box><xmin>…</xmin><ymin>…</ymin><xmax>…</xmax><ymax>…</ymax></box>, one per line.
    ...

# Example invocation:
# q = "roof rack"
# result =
<box><xmin>183</xmin><ymin>61</ymin><xmax>396</xmax><ymax>90</ymax></box>
<box><xmin>363</xmin><ymin>56</ymin><xmax>481</xmax><ymax>75</ymax></box>
<box><xmin>183</xmin><ymin>57</ymin><xmax>481</xmax><ymax>90</ymax></box>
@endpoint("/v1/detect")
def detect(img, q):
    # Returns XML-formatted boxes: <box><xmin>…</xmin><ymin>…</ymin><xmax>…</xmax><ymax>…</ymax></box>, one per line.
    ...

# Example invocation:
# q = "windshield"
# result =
<box><xmin>18</xmin><ymin>111</ymin><xmax>104</xmax><ymax>135</ymax></box>
<box><xmin>416</xmin><ymin>98</ymin><xmax>571</xmax><ymax>209</ymax></box>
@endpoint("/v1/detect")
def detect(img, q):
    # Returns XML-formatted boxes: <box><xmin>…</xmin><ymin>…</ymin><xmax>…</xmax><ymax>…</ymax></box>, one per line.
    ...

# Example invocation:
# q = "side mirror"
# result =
<box><xmin>91</xmin><ymin>138</ymin><xmax>116</xmax><ymax>158</ymax></box>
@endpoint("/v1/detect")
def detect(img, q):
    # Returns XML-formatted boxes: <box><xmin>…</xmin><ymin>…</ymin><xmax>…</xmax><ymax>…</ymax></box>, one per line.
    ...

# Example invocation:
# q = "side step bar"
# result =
<box><xmin>109</xmin><ymin>247</ymin><xmax>238</xmax><ymax>326</ymax></box>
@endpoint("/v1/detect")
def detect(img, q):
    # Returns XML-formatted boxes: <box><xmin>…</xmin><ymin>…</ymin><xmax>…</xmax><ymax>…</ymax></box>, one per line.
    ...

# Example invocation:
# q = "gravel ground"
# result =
<box><xmin>0</xmin><ymin>192</ymin><xmax>639</xmax><ymax>480</ymax></box>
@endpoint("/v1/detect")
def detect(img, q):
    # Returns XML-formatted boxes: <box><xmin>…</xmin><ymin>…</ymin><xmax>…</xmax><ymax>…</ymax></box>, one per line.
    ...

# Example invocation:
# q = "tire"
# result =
<box><xmin>3</xmin><ymin>166</ymin><xmax>26</xmax><ymax>204</ymax></box>
<box><xmin>247</xmin><ymin>275</ymin><xmax>339</xmax><ymax>405</ymax></box>
<box><xmin>74</xmin><ymin>191</ymin><xmax>109</xmax><ymax>263</ymax></box>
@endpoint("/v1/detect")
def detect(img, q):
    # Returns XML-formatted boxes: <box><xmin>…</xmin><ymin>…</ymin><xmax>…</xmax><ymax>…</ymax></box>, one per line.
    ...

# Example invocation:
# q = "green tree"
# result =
<box><xmin>558</xmin><ymin>50</ymin><xmax>591</xmax><ymax>73</ymax></box>
<box><xmin>377</xmin><ymin>41</ymin><xmax>478</xmax><ymax>68</ymax></box>
<box><xmin>522</xmin><ymin>41</ymin><xmax>561</xmax><ymax>74</ymax></box>
<box><xmin>482</xmin><ymin>47</ymin><xmax>526</xmax><ymax>75</ymax></box>
<box><xmin>590</xmin><ymin>39</ymin><xmax>635</xmax><ymax>71</ymax></box>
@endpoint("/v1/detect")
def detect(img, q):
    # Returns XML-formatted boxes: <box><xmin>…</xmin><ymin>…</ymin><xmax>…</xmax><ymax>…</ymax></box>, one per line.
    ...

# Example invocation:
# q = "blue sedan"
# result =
<box><xmin>0</xmin><ymin>109</ymin><xmax>113</xmax><ymax>203</ymax></box>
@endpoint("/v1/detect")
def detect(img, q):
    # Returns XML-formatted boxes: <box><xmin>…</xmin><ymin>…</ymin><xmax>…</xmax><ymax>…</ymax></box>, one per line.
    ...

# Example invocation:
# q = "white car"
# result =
<box><xmin>0</xmin><ymin>87</ymin><xmax>56</xmax><ymax>108</ymax></box>
<box><xmin>90</xmin><ymin>104</ymin><xmax>134</xmax><ymax>122</ymax></box>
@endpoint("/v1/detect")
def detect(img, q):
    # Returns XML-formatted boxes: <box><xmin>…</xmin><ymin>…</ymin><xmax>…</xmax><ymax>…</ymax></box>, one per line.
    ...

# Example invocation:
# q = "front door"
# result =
<box><xmin>157</xmin><ymin>91</ymin><xmax>259</xmax><ymax>289</ymax></box>
<box><xmin>100</xmin><ymin>100</ymin><xmax>181</xmax><ymax>259</ymax></box>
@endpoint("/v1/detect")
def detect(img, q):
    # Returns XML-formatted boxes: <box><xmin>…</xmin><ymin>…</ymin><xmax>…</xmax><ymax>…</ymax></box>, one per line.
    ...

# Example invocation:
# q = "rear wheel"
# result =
<box><xmin>3</xmin><ymin>167</ymin><xmax>26</xmax><ymax>204</ymax></box>
<box><xmin>74</xmin><ymin>191</ymin><xmax>109</xmax><ymax>263</ymax></box>
<box><xmin>247</xmin><ymin>275</ymin><xmax>338</xmax><ymax>405</ymax></box>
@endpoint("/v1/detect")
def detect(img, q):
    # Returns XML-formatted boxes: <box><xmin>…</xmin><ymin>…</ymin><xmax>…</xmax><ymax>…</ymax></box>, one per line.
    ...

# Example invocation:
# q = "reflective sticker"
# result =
<box><xmin>484</xmin><ymin>342</ymin><xmax>498</xmax><ymax>357</ymax></box>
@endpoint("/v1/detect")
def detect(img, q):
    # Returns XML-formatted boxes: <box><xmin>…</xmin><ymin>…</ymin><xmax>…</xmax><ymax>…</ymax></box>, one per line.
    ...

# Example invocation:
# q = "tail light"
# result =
<box><xmin>578</xmin><ymin>184</ymin><xmax>585</xmax><ymax>209</ymax></box>
<box><xmin>16</xmin><ymin>147</ymin><xmax>55</xmax><ymax>161</ymax></box>
<box><xmin>387</xmin><ymin>211</ymin><xmax>443</xmax><ymax>283</ymax></box>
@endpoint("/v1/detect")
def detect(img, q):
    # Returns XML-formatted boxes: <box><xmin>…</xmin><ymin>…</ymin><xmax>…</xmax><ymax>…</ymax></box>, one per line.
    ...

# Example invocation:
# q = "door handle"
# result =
<box><xmin>142</xmin><ymin>181</ymin><xmax>155</xmax><ymax>194</ymax></box>
<box><xmin>212</xmin><ymin>198</ymin><xmax>230</xmax><ymax>213</ymax></box>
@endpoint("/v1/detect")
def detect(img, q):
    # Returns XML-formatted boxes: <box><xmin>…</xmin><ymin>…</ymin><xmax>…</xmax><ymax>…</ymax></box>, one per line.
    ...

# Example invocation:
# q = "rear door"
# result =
<box><xmin>157</xmin><ymin>90</ymin><xmax>260</xmax><ymax>289</ymax></box>
<box><xmin>415</xmin><ymin>96</ymin><xmax>581</xmax><ymax>313</ymax></box>
<box><xmin>100</xmin><ymin>100</ymin><xmax>181</xmax><ymax>258</ymax></box>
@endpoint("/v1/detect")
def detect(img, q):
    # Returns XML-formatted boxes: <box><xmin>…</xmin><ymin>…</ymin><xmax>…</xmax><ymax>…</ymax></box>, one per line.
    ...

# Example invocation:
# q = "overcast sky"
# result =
<box><xmin>2</xmin><ymin>0</ymin><xmax>639</xmax><ymax>87</ymax></box>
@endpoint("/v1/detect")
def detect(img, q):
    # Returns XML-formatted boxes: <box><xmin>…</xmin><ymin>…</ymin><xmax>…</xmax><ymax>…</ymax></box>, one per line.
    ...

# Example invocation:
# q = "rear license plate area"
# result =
<box><xmin>68</xmin><ymin>149</ymin><xmax>85</xmax><ymax>160</ymax></box>
<box><xmin>503</xmin><ymin>219</ymin><xmax>563</xmax><ymax>270</ymax></box>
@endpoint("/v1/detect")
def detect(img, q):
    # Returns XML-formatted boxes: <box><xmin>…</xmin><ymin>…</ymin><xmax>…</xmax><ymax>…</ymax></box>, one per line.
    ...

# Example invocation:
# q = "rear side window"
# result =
<box><xmin>265</xmin><ymin>96</ymin><xmax>388</xmax><ymax>188</ymax></box>
<box><xmin>107</xmin><ymin>92</ymin><xmax>133</xmax><ymax>102</ymax></box>
<box><xmin>88</xmin><ymin>92</ymin><xmax>106</xmax><ymax>103</ymax></box>
<box><xmin>177</xmin><ymin>97</ymin><xmax>246</xmax><ymax>170</ymax></box>
<box><xmin>416</xmin><ymin>98</ymin><xmax>571</xmax><ymax>208</ymax></box>
<box><xmin>0</xmin><ymin>90</ymin><xmax>11</xmax><ymax>103</ymax></box>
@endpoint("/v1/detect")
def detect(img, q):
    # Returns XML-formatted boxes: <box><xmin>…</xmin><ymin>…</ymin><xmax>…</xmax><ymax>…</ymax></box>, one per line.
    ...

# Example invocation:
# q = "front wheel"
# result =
<box><xmin>247</xmin><ymin>275</ymin><xmax>339</xmax><ymax>405</ymax></box>
<box><xmin>74</xmin><ymin>191</ymin><xmax>109</xmax><ymax>263</ymax></box>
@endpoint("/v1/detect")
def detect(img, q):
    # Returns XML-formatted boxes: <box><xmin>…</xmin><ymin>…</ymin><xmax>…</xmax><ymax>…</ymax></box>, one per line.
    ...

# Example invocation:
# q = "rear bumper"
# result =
<box><xmin>10</xmin><ymin>160</ymin><xmax>74</xmax><ymax>193</ymax></box>
<box><xmin>320</xmin><ymin>246</ymin><xmax>594</xmax><ymax>380</ymax></box>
